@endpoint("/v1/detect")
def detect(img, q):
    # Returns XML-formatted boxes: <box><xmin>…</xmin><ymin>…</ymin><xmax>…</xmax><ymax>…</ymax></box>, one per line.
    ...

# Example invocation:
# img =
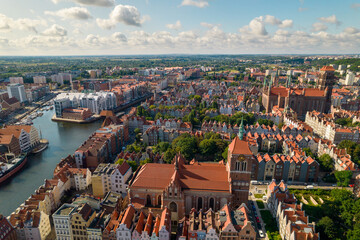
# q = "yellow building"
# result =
<box><xmin>71</xmin><ymin>203</ymin><xmax>96</xmax><ymax>240</ymax></box>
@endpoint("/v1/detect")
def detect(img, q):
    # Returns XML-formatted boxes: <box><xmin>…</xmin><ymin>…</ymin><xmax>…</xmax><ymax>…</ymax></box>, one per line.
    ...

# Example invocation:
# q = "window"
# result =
<box><xmin>198</xmin><ymin>197</ymin><xmax>203</xmax><ymax>209</ymax></box>
<box><xmin>235</xmin><ymin>161</ymin><xmax>241</xmax><ymax>171</ymax></box>
<box><xmin>241</xmin><ymin>161</ymin><xmax>247</xmax><ymax>171</ymax></box>
<box><xmin>209</xmin><ymin>197</ymin><xmax>215</xmax><ymax>210</ymax></box>
<box><xmin>169</xmin><ymin>202</ymin><xmax>177</xmax><ymax>212</ymax></box>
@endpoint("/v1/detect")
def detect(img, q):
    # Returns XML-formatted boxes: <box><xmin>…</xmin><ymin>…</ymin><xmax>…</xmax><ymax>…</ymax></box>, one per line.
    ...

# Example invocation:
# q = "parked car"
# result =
<box><xmin>256</xmin><ymin>217</ymin><xmax>260</xmax><ymax>223</ymax></box>
<box><xmin>306</xmin><ymin>185</ymin><xmax>314</xmax><ymax>189</ymax></box>
<box><xmin>259</xmin><ymin>230</ymin><xmax>265</xmax><ymax>238</ymax></box>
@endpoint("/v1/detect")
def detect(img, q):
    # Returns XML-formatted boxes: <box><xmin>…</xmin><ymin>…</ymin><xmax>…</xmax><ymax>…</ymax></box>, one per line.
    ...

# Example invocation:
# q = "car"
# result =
<box><xmin>305</xmin><ymin>185</ymin><xmax>314</xmax><ymax>189</ymax></box>
<box><xmin>259</xmin><ymin>230</ymin><xmax>265</xmax><ymax>238</ymax></box>
<box><xmin>349</xmin><ymin>184</ymin><xmax>354</xmax><ymax>187</ymax></box>
<box><xmin>256</xmin><ymin>217</ymin><xmax>260</xmax><ymax>223</ymax></box>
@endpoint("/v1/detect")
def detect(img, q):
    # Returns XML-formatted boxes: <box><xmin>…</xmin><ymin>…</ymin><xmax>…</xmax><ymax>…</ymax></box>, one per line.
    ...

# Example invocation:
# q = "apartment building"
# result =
<box><xmin>0</xmin><ymin>214</ymin><xmax>17</xmax><ymax>240</ymax></box>
<box><xmin>9</xmin><ymin>210</ymin><xmax>51</xmax><ymax>240</ymax></box>
<box><xmin>54</xmin><ymin>92</ymin><xmax>117</xmax><ymax>116</ymax></box>
<box><xmin>266</xmin><ymin>180</ymin><xmax>319</xmax><ymax>240</ymax></box>
<box><xmin>92</xmin><ymin>161</ymin><xmax>132</xmax><ymax>198</ymax></box>
<box><xmin>53</xmin><ymin>204</ymin><xmax>77</xmax><ymax>240</ymax></box>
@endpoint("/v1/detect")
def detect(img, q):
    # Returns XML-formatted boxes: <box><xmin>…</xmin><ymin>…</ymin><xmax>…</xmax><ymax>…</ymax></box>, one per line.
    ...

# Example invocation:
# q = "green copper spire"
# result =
<box><xmin>263</xmin><ymin>77</ymin><xmax>267</xmax><ymax>89</ymax></box>
<box><xmin>286</xmin><ymin>75</ymin><xmax>291</xmax><ymax>88</ymax></box>
<box><xmin>238</xmin><ymin>116</ymin><xmax>244</xmax><ymax>140</ymax></box>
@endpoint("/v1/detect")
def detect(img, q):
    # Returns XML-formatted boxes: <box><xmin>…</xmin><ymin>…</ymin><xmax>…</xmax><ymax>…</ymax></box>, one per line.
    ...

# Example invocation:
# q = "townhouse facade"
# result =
<box><xmin>92</xmin><ymin>162</ymin><xmax>132</xmax><ymax>198</ymax></box>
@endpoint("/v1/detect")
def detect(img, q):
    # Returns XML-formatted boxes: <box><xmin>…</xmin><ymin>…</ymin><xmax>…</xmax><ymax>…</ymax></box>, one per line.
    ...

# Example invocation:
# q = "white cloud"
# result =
<box><xmin>52</xmin><ymin>0</ymin><xmax>114</xmax><ymax>7</ymax></box>
<box><xmin>112</xmin><ymin>32</ymin><xmax>127</xmax><ymax>42</ymax></box>
<box><xmin>343</xmin><ymin>27</ymin><xmax>360</xmax><ymax>34</ymax></box>
<box><xmin>45</xmin><ymin>7</ymin><xmax>92</xmax><ymax>20</ymax></box>
<box><xmin>96</xmin><ymin>19</ymin><xmax>115</xmax><ymax>30</ymax></box>
<box><xmin>200</xmin><ymin>22</ymin><xmax>214</xmax><ymax>28</ymax></box>
<box><xmin>42</xmin><ymin>24</ymin><xmax>67</xmax><ymax>36</ymax></box>
<box><xmin>181</xmin><ymin>0</ymin><xmax>209</xmax><ymax>8</ymax></box>
<box><xmin>0</xmin><ymin>14</ymin><xmax>47</xmax><ymax>33</ymax></box>
<box><xmin>166</xmin><ymin>20</ymin><xmax>182</xmax><ymax>30</ymax></box>
<box><xmin>319</xmin><ymin>15</ymin><xmax>341</xmax><ymax>26</ymax></box>
<box><xmin>96</xmin><ymin>4</ymin><xmax>144</xmax><ymax>29</ymax></box>
<box><xmin>279</xmin><ymin>19</ymin><xmax>293</xmax><ymax>28</ymax></box>
<box><xmin>311</xmin><ymin>22</ymin><xmax>328</xmax><ymax>32</ymax></box>
<box><xmin>240</xmin><ymin>15</ymin><xmax>293</xmax><ymax>37</ymax></box>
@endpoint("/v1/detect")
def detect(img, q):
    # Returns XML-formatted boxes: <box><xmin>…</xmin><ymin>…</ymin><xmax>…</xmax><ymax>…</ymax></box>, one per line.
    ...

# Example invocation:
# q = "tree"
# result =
<box><xmin>257</xmin><ymin>118</ymin><xmax>274</xmax><ymax>126</ymax></box>
<box><xmin>334</xmin><ymin>170</ymin><xmax>353</xmax><ymax>187</ymax></box>
<box><xmin>172</xmin><ymin>134</ymin><xmax>198</xmax><ymax>160</ymax></box>
<box><xmin>153</xmin><ymin>142</ymin><xmax>170</xmax><ymax>154</ymax></box>
<box><xmin>317</xmin><ymin>216</ymin><xmax>337</xmax><ymax>239</ymax></box>
<box><xmin>338</xmin><ymin>140</ymin><xmax>360</xmax><ymax>165</ymax></box>
<box><xmin>318</xmin><ymin>154</ymin><xmax>333</xmax><ymax>171</ymax></box>
<box><xmin>199</xmin><ymin>139</ymin><xmax>218</xmax><ymax>156</ymax></box>
<box><xmin>155</xmin><ymin>112</ymin><xmax>163</xmax><ymax>120</ymax></box>
<box><xmin>193</xmin><ymin>95</ymin><xmax>202</xmax><ymax>103</ymax></box>
<box><xmin>115</xmin><ymin>158</ymin><xmax>138</xmax><ymax>172</ymax></box>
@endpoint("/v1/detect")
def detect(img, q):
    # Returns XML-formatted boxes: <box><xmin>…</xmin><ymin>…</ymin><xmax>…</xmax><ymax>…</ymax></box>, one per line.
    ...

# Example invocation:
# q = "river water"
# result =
<box><xmin>0</xmin><ymin>109</ymin><xmax>102</xmax><ymax>216</ymax></box>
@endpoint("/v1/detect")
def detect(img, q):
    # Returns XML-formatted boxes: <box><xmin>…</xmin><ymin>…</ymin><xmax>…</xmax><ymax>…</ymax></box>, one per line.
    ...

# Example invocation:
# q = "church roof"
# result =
<box><xmin>320</xmin><ymin>66</ymin><xmax>335</xmax><ymax>71</ymax></box>
<box><xmin>131</xmin><ymin>162</ymin><xmax>229</xmax><ymax>192</ymax></box>
<box><xmin>228</xmin><ymin>136</ymin><xmax>253</xmax><ymax>155</ymax></box>
<box><xmin>270</xmin><ymin>86</ymin><xmax>325</xmax><ymax>97</ymax></box>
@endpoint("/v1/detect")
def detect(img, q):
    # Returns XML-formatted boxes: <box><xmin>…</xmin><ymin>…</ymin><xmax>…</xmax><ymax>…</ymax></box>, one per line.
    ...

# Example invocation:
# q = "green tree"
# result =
<box><xmin>334</xmin><ymin>171</ymin><xmax>353</xmax><ymax>187</ymax></box>
<box><xmin>317</xmin><ymin>216</ymin><xmax>337</xmax><ymax>239</ymax></box>
<box><xmin>318</xmin><ymin>154</ymin><xmax>333</xmax><ymax>171</ymax></box>
<box><xmin>153</xmin><ymin>142</ymin><xmax>171</xmax><ymax>154</ymax></box>
<box><xmin>199</xmin><ymin>139</ymin><xmax>218</xmax><ymax>156</ymax></box>
<box><xmin>172</xmin><ymin>134</ymin><xmax>198</xmax><ymax>160</ymax></box>
<box><xmin>257</xmin><ymin>118</ymin><xmax>274</xmax><ymax>126</ymax></box>
<box><xmin>193</xmin><ymin>95</ymin><xmax>202</xmax><ymax>103</ymax></box>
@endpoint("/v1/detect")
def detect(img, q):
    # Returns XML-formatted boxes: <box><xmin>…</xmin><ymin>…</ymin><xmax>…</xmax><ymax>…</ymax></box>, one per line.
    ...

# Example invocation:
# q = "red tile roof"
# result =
<box><xmin>228</xmin><ymin>137</ymin><xmax>253</xmax><ymax>155</ymax></box>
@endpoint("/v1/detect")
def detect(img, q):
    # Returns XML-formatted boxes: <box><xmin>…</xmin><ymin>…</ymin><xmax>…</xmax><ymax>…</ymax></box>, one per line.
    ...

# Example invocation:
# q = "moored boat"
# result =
<box><xmin>0</xmin><ymin>154</ymin><xmax>27</xmax><ymax>184</ymax></box>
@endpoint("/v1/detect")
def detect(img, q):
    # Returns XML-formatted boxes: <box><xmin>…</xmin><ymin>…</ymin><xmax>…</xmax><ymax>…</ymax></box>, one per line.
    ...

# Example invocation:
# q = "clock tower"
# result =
<box><xmin>227</xmin><ymin>125</ymin><xmax>254</xmax><ymax>208</ymax></box>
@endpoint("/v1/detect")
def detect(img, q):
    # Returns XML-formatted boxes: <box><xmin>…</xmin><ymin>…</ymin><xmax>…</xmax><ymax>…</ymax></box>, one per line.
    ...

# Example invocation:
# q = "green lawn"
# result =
<box><xmin>256</xmin><ymin>200</ymin><xmax>265</xmax><ymax>209</ymax></box>
<box><xmin>260</xmin><ymin>210</ymin><xmax>281</xmax><ymax>240</ymax></box>
<box><xmin>254</xmin><ymin>193</ymin><xmax>264</xmax><ymax>199</ymax></box>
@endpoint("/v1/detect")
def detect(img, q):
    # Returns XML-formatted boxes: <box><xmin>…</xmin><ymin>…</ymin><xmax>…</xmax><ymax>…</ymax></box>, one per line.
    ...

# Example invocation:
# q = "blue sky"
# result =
<box><xmin>0</xmin><ymin>0</ymin><xmax>359</xmax><ymax>55</ymax></box>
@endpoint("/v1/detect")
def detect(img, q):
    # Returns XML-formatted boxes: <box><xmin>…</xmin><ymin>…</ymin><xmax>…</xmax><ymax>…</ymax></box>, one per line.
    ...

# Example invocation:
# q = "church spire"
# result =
<box><xmin>286</xmin><ymin>75</ymin><xmax>291</xmax><ymax>88</ymax></box>
<box><xmin>238</xmin><ymin>116</ymin><xmax>244</xmax><ymax>140</ymax></box>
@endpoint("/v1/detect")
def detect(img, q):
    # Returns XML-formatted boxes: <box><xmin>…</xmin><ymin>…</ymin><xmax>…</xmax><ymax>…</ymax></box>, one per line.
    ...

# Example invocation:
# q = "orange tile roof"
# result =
<box><xmin>131</xmin><ymin>162</ymin><xmax>230</xmax><ymax>192</ymax></box>
<box><xmin>228</xmin><ymin>137</ymin><xmax>253</xmax><ymax>155</ymax></box>
<box><xmin>320</xmin><ymin>66</ymin><xmax>335</xmax><ymax>71</ymax></box>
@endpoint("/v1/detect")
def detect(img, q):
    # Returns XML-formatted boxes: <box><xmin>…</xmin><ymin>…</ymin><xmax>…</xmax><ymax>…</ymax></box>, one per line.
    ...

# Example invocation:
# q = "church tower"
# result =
<box><xmin>318</xmin><ymin>66</ymin><xmax>335</xmax><ymax>112</ymax></box>
<box><xmin>227</xmin><ymin>134</ymin><xmax>254</xmax><ymax>208</ymax></box>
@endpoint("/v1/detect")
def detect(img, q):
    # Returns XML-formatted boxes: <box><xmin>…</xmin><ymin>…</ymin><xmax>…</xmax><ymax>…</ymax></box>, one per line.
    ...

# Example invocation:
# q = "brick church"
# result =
<box><xmin>128</xmin><ymin>124</ymin><xmax>256</xmax><ymax>227</ymax></box>
<box><xmin>262</xmin><ymin>66</ymin><xmax>335</xmax><ymax>118</ymax></box>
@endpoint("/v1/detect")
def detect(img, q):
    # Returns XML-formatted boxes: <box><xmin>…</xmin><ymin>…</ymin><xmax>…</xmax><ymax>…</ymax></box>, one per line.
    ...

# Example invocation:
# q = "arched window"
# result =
<box><xmin>157</xmin><ymin>195</ymin><xmax>162</xmax><ymax>206</ymax></box>
<box><xmin>198</xmin><ymin>197</ymin><xmax>203</xmax><ymax>210</ymax></box>
<box><xmin>169</xmin><ymin>202</ymin><xmax>177</xmax><ymax>212</ymax></box>
<box><xmin>209</xmin><ymin>198</ymin><xmax>215</xmax><ymax>210</ymax></box>
<box><xmin>235</xmin><ymin>161</ymin><xmax>241</xmax><ymax>171</ymax></box>
<box><xmin>241</xmin><ymin>161</ymin><xmax>247</xmax><ymax>171</ymax></box>
<box><xmin>146</xmin><ymin>195</ymin><xmax>152</xmax><ymax>206</ymax></box>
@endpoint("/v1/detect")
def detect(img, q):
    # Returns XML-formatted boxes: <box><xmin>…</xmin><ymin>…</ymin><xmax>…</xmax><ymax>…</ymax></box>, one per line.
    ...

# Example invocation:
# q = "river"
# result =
<box><xmin>0</xmin><ymin>109</ymin><xmax>102</xmax><ymax>216</ymax></box>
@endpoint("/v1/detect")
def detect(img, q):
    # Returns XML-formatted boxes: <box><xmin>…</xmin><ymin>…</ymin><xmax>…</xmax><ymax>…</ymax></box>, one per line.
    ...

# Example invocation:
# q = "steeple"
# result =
<box><xmin>238</xmin><ymin>116</ymin><xmax>244</xmax><ymax>140</ymax></box>
<box><xmin>286</xmin><ymin>75</ymin><xmax>291</xmax><ymax>88</ymax></box>
<box><xmin>263</xmin><ymin>77</ymin><xmax>267</xmax><ymax>91</ymax></box>
<box><xmin>268</xmin><ymin>77</ymin><xmax>272</xmax><ymax>95</ymax></box>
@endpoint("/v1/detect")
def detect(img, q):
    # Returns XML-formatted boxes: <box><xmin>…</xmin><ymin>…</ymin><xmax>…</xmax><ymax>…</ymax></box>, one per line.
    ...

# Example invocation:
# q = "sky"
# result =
<box><xmin>0</xmin><ymin>0</ymin><xmax>360</xmax><ymax>55</ymax></box>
